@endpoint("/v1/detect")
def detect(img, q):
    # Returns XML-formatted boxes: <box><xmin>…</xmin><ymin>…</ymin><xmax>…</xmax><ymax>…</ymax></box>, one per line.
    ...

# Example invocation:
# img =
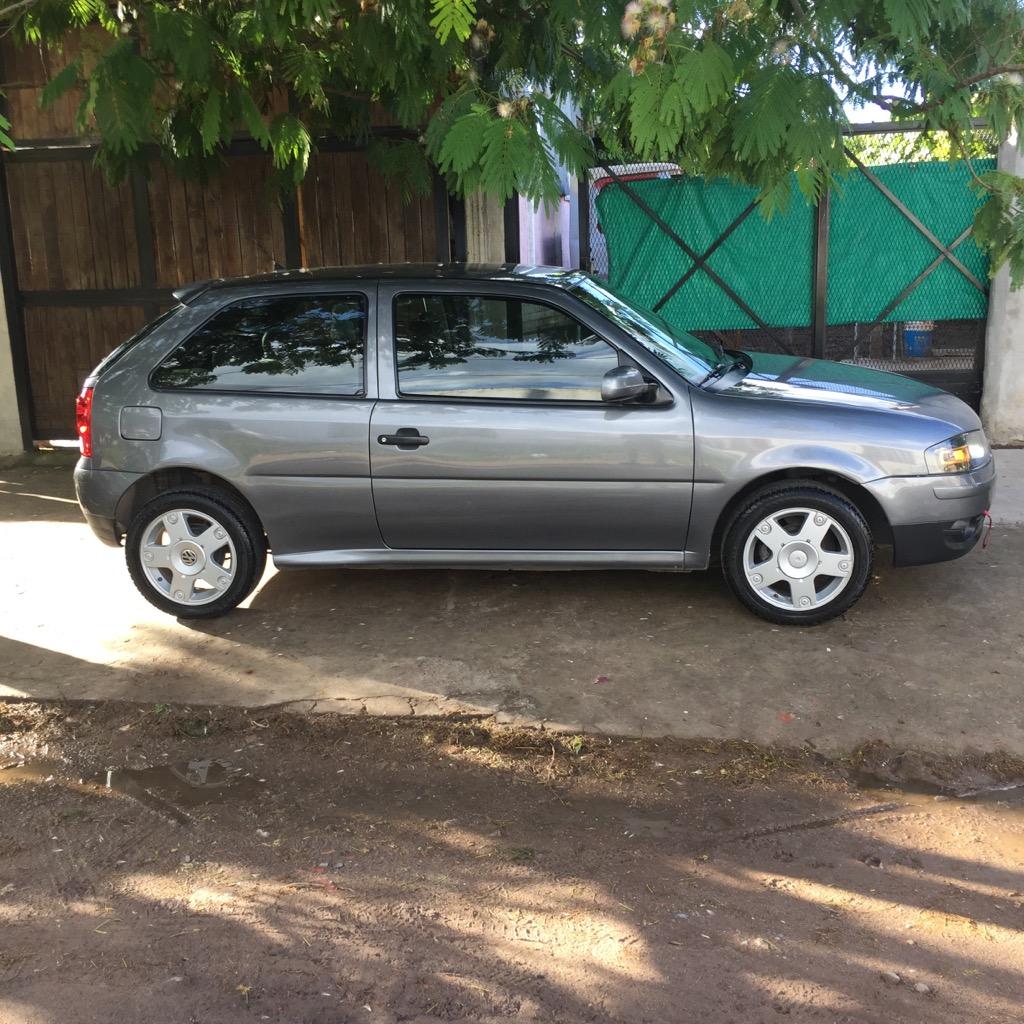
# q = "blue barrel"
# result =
<box><xmin>904</xmin><ymin>321</ymin><xmax>934</xmax><ymax>358</ymax></box>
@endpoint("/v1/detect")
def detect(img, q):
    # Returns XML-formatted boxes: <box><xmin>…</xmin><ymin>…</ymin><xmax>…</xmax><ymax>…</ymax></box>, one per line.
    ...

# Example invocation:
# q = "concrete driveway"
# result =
<box><xmin>2</xmin><ymin>455</ymin><xmax>1022</xmax><ymax>754</ymax></box>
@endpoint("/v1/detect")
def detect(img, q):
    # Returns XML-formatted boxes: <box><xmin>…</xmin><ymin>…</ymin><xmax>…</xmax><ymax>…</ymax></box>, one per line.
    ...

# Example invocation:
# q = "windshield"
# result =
<box><xmin>567</xmin><ymin>273</ymin><xmax>721</xmax><ymax>385</ymax></box>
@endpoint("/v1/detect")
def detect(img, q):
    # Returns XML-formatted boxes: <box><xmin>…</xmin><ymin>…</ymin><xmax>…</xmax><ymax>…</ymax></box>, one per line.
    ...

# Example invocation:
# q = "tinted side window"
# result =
<box><xmin>92</xmin><ymin>306</ymin><xmax>181</xmax><ymax>381</ymax></box>
<box><xmin>152</xmin><ymin>295</ymin><xmax>367</xmax><ymax>395</ymax></box>
<box><xmin>394</xmin><ymin>294</ymin><xmax>619</xmax><ymax>401</ymax></box>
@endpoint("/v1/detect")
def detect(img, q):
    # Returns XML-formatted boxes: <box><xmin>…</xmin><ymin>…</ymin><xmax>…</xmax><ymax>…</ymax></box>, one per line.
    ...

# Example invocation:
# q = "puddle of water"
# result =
<box><xmin>0</xmin><ymin>759</ymin><xmax>63</xmax><ymax>785</ymax></box>
<box><xmin>850</xmin><ymin>769</ymin><xmax>1024</xmax><ymax>807</ymax></box>
<box><xmin>99</xmin><ymin>758</ymin><xmax>262</xmax><ymax>805</ymax></box>
<box><xmin>92</xmin><ymin>758</ymin><xmax>264</xmax><ymax>823</ymax></box>
<box><xmin>850</xmin><ymin>769</ymin><xmax>1024</xmax><ymax>862</ymax></box>
<box><xmin>2</xmin><ymin>757</ymin><xmax>263</xmax><ymax>825</ymax></box>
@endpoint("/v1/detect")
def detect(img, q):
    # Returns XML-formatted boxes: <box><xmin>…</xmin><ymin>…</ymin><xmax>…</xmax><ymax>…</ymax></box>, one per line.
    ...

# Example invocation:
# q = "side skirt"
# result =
<box><xmin>273</xmin><ymin>549</ymin><xmax>696</xmax><ymax>571</ymax></box>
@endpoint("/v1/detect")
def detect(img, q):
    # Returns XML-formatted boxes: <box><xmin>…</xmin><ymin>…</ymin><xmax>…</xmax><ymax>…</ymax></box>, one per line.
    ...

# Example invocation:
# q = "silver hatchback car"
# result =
<box><xmin>74</xmin><ymin>264</ymin><xmax>994</xmax><ymax>626</ymax></box>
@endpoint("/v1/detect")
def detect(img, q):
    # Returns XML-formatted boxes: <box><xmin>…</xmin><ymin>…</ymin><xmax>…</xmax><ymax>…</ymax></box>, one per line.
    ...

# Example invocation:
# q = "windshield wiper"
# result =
<box><xmin>697</xmin><ymin>355</ymin><xmax>745</xmax><ymax>388</ymax></box>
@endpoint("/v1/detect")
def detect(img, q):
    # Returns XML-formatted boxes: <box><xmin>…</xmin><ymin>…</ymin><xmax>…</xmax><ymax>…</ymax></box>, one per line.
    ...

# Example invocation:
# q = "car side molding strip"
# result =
<box><xmin>274</xmin><ymin>549</ymin><xmax>693</xmax><ymax>571</ymax></box>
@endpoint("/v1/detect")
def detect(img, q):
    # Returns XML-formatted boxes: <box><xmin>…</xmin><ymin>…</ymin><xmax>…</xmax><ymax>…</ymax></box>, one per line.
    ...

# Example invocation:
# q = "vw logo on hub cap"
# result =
<box><xmin>180</xmin><ymin>548</ymin><xmax>198</xmax><ymax>567</ymax></box>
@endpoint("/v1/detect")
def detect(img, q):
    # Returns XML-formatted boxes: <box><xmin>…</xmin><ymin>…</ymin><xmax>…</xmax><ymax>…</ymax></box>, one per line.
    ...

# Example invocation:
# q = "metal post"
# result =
<box><xmin>449</xmin><ymin>195</ymin><xmax>468</xmax><ymax>262</ymax></box>
<box><xmin>502</xmin><ymin>194</ymin><xmax>520</xmax><ymax>264</ymax></box>
<box><xmin>432</xmin><ymin>172</ymin><xmax>450</xmax><ymax>263</ymax></box>
<box><xmin>281</xmin><ymin>190</ymin><xmax>303</xmax><ymax>269</ymax></box>
<box><xmin>129</xmin><ymin>166</ymin><xmax>160</xmax><ymax>321</ymax></box>
<box><xmin>577</xmin><ymin>175</ymin><xmax>591</xmax><ymax>272</ymax></box>
<box><xmin>811</xmin><ymin>189</ymin><xmax>830</xmax><ymax>359</ymax></box>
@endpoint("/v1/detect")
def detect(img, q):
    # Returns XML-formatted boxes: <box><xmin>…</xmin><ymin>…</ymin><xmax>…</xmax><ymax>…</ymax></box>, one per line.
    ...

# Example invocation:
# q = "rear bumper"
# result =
<box><xmin>866</xmin><ymin>459</ymin><xmax>995</xmax><ymax>568</ymax></box>
<box><xmin>74</xmin><ymin>459</ymin><xmax>140</xmax><ymax>547</ymax></box>
<box><xmin>81</xmin><ymin>510</ymin><xmax>121</xmax><ymax>546</ymax></box>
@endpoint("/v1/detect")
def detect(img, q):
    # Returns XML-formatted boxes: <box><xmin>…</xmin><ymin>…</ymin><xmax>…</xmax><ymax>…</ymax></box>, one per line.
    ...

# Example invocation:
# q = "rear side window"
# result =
<box><xmin>394</xmin><ymin>293</ymin><xmax>619</xmax><ymax>401</ymax></box>
<box><xmin>152</xmin><ymin>294</ymin><xmax>367</xmax><ymax>395</ymax></box>
<box><xmin>91</xmin><ymin>306</ymin><xmax>181</xmax><ymax>381</ymax></box>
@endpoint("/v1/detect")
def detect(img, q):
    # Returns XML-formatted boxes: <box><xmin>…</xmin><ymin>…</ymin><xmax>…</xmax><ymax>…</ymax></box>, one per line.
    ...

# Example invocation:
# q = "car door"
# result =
<box><xmin>369</xmin><ymin>281</ymin><xmax>694</xmax><ymax>552</ymax></box>
<box><xmin>144</xmin><ymin>285</ymin><xmax>381</xmax><ymax>558</ymax></box>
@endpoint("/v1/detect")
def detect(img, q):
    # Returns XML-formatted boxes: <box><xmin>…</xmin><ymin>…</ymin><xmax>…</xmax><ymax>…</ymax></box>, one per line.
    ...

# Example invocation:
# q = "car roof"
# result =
<box><xmin>171</xmin><ymin>263</ymin><xmax>578</xmax><ymax>305</ymax></box>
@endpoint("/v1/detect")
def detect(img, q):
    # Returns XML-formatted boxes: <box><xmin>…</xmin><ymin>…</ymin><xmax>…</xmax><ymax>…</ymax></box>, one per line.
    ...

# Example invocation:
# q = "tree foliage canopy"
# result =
<box><xmin>5</xmin><ymin>0</ymin><xmax>1024</xmax><ymax>279</ymax></box>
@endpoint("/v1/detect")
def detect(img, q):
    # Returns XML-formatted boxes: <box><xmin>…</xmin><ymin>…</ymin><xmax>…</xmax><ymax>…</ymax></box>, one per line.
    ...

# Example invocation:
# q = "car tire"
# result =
<box><xmin>125</xmin><ymin>487</ymin><xmax>267</xmax><ymax>619</ymax></box>
<box><xmin>721</xmin><ymin>483</ymin><xmax>873</xmax><ymax>626</ymax></box>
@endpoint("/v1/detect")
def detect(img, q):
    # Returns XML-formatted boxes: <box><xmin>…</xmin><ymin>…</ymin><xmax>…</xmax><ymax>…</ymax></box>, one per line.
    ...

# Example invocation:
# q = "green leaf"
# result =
<box><xmin>367</xmin><ymin>138</ymin><xmax>433</xmax><ymax>203</ymax></box>
<box><xmin>675</xmin><ymin>41</ymin><xmax>733</xmax><ymax>114</ymax></box>
<box><xmin>757</xmin><ymin>176</ymin><xmax>792</xmax><ymax>219</ymax></box>
<box><xmin>629</xmin><ymin>65</ymin><xmax>683</xmax><ymax>158</ymax></box>
<box><xmin>603</xmin><ymin>67</ymin><xmax>633</xmax><ymax>108</ymax></box>
<box><xmin>430</xmin><ymin>0</ymin><xmax>476</xmax><ymax>45</ymax></box>
<box><xmin>236</xmin><ymin>88</ymin><xmax>271</xmax><ymax>147</ymax></box>
<box><xmin>732</xmin><ymin>68</ymin><xmax>800</xmax><ymax>162</ymax></box>
<box><xmin>534</xmin><ymin>95</ymin><xmax>594</xmax><ymax>177</ymax></box>
<box><xmin>89</xmin><ymin>42</ymin><xmax>157</xmax><ymax>157</ymax></box>
<box><xmin>424</xmin><ymin>89</ymin><xmax>473</xmax><ymax>150</ymax></box>
<box><xmin>973</xmin><ymin>170</ymin><xmax>1024</xmax><ymax>288</ymax></box>
<box><xmin>200</xmin><ymin>90</ymin><xmax>222</xmax><ymax>155</ymax></box>
<box><xmin>146</xmin><ymin>7</ymin><xmax>213</xmax><ymax>83</ymax></box>
<box><xmin>479</xmin><ymin>116</ymin><xmax>529</xmax><ymax>202</ymax></box>
<box><xmin>282</xmin><ymin>47</ymin><xmax>328</xmax><ymax>111</ymax></box>
<box><xmin>269</xmin><ymin>113</ymin><xmax>311</xmax><ymax>184</ymax></box>
<box><xmin>0</xmin><ymin>108</ymin><xmax>13</xmax><ymax>151</ymax></box>
<box><xmin>882</xmin><ymin>0</ymin><xmax>935</xmax><ymax>42</ymax></box>
<box><xmin>40</xmin><ymin>60</ymin><xmax>81</xmax><ymax>109</ymax></box>
<box><xmin>438</xmin><ymin>110</ymin><xmax>489</xmax><ymax>175</ymax></box>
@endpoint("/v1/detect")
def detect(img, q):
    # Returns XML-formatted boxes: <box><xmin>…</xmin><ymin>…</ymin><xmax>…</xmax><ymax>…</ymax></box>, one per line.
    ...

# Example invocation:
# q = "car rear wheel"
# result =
<box><xmin>125</xmin><ymin>488</ymin><xmax>266</xmax><ymax>618</ymax></box>
<box><xmin>721</xmin><ymin>484</ymin><xmax>873</xmax><ymax>625</ymax></box>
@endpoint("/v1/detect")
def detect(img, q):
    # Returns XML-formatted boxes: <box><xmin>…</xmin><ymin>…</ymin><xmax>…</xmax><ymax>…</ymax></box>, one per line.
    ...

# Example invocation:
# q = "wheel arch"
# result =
<box><xmin>114</xmin><ymin>467</ymin><xmax>265</xmax><ymax>543</ymax></box>
<box><xmin>710</xmin><ymin>468</ymin><xmax>893</xmax><ymax>562</ymax></box>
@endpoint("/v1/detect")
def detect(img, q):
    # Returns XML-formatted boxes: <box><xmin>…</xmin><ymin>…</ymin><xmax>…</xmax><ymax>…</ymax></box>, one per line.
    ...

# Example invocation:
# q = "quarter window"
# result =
<box><xmin>394</xmin><ymin>294</ymin><xmax>620</xmax><ymax>401</ymax></box>
<box><xmin>152</xmin><ymin>294</ymin><xmax>367</xmax><ymax>395</ymax></box>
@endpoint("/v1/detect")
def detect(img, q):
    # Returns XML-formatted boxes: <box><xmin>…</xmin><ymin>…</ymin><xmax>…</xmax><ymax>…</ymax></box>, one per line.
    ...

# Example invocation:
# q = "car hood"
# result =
<box><xmin>718</xmin><ymin>352</ymin><xmax>981</xmax><ymax>433</ymax></box>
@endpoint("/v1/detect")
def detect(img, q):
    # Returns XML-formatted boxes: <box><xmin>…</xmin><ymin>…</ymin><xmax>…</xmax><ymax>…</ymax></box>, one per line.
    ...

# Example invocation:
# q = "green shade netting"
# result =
<box><xmin>594</xmin><ymin>159</ymin><xmax>993</xmax><ymax>331</ymax></box>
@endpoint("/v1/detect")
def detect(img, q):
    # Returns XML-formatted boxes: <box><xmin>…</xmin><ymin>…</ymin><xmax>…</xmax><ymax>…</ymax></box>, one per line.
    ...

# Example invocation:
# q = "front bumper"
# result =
<box><xmin>890</xmin><ymin>514</ymin><xmax>988</xmax><ymax>566</ymax></box>
<box><xmin>866</xmin><ymin>458</ymin><xmax>995</xmax><ymax>568</ymax></box>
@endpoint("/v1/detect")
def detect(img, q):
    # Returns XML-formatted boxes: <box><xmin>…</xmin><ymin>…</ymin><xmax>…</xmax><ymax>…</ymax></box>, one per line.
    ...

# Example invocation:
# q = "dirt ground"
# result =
<box><xmin>2</xmin><ymin>461</ymin><xmax>1024</xmax><ymax>755</ymax></box>
<box><xmin>1</xmin><ymin>700</ymin><xmax>1022</xmax><ymax>1024</ymax></box>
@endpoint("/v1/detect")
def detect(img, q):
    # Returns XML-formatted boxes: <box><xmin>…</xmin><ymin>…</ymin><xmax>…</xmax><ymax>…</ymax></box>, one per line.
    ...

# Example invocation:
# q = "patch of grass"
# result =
<box><xmin>56</xmin><ymin>807</ymin><xmax>92</xmax><ymax>823</ymax></box>
<box><xmin>696</xmin><ymin>740</ymin><xmax>831</xmax><ymax>787</ymax></box>
<box><xmin>566</xmin><ymin>735</ymin><xmax>586</xmax><ymax>756</ymax></box>
<box><xmin>172</xmin><ymin>715</ymin><xmax>218</xmax><ymax>739</ymax></box>
<box><xmin>501</xmin><ymin>846</ymin><xmax>536</xmax><ymax>863</ymax></box>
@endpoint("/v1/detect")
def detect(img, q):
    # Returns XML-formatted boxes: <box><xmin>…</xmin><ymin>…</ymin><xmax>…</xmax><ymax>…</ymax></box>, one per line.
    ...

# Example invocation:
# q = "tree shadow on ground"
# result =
<box><xmin>0</xmin><ymin>466</ymin><xmax>81</xmax><ymax>526</ymax></box>
<box><xmin>0</xmin><ymin>704</ymin><xmax>1021</xmax><ymax>1024</ymax></box>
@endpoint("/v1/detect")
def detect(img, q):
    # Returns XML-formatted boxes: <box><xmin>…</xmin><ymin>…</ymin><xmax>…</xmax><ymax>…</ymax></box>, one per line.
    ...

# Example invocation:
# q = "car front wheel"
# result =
<box><xmin>125</xmin><ymin>487</ymin><xmax>267</xmax><ymax>618</ymax></box>
<box><xmin>721</xmin><ymin>483</ymin><xmax>873</xmax><ymax>626</ymax></box>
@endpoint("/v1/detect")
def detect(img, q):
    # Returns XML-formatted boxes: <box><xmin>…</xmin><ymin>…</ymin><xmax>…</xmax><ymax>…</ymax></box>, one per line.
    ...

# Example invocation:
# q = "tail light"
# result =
<box><xmin>75</xmin><ymin>385</ymin><xmax>94</xmax><ymax>457</ymax></box>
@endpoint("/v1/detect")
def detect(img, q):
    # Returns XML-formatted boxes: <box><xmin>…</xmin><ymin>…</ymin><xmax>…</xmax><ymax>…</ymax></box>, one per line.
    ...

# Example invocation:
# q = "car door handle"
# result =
<box><xmin>377</xmin><ymin>429</ymin><xmax>429</xmax><ymax>449</ymax></box>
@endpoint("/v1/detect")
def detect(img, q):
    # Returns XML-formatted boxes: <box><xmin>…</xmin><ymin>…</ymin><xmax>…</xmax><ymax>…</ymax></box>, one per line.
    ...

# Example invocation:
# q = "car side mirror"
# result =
<box><xmin>601</xmin><ymin>365</ymin><xmax>651</xmax><ymax>403</ymax></box>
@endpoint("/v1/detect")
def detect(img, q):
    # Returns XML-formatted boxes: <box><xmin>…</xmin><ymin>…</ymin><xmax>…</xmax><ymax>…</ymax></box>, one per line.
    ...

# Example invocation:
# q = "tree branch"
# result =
<box><xmin>866</xmin><ymin>64</ymin><xmax>1024</xmax><ymax>115</ymax></box>
<box><xmin>0</xmin><ymin>0</ymin><xmax>38</xmax><ymax>22</ymax></box>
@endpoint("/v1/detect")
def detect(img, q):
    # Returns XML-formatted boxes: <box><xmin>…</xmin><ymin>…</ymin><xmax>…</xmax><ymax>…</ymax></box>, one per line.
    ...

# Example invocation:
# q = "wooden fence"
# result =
<box><xmin>0</xmin><ymin>36</ymin><xmax>463</xmax><ymax>439</ymax></box>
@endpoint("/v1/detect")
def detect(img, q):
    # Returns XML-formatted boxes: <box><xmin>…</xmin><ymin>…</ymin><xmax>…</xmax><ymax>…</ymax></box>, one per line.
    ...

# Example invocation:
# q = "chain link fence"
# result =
<box><xmin>582</xmin><ymin>134</ymin><xmax>993</xmax><ymax>404</ymax></box>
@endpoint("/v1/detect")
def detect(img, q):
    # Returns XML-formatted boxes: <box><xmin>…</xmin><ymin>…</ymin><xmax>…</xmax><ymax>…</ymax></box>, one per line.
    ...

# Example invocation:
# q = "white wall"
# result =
<box><xmin>0</xmin><ymin>274</ymin><xmax>24</xmax><ymax>455</ymax></box>
<box><xmin>982</xmin><ymin>139</ymin><xmax>1024</xmax><ymax>445</ymax></box>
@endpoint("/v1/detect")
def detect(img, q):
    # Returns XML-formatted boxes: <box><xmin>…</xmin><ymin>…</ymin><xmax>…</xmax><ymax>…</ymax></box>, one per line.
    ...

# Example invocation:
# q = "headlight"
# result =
<box><xmin>924</xmin><ymin>430</ymin><xmax>991</xmax><ymax>474</ymax></box>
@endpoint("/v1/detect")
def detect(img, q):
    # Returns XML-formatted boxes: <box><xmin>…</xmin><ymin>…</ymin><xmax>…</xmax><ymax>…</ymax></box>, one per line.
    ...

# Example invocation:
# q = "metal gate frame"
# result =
<box><xmin>581</xmin><ymin>119</ymin><xmax>991</xmax><ymax>398</ymax></box>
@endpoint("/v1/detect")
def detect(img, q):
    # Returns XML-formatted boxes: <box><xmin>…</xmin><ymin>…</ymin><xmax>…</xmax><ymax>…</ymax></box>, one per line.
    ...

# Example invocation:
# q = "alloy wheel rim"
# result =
<box><xmin>139</xmin><ymin>508</ymin><xmax>237</xmax><ymax>606</ymax></box>
<box><xmin>742</xmin><ymin>507</ymin><xmax>855</xmax><ymax>612</ymax></box>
